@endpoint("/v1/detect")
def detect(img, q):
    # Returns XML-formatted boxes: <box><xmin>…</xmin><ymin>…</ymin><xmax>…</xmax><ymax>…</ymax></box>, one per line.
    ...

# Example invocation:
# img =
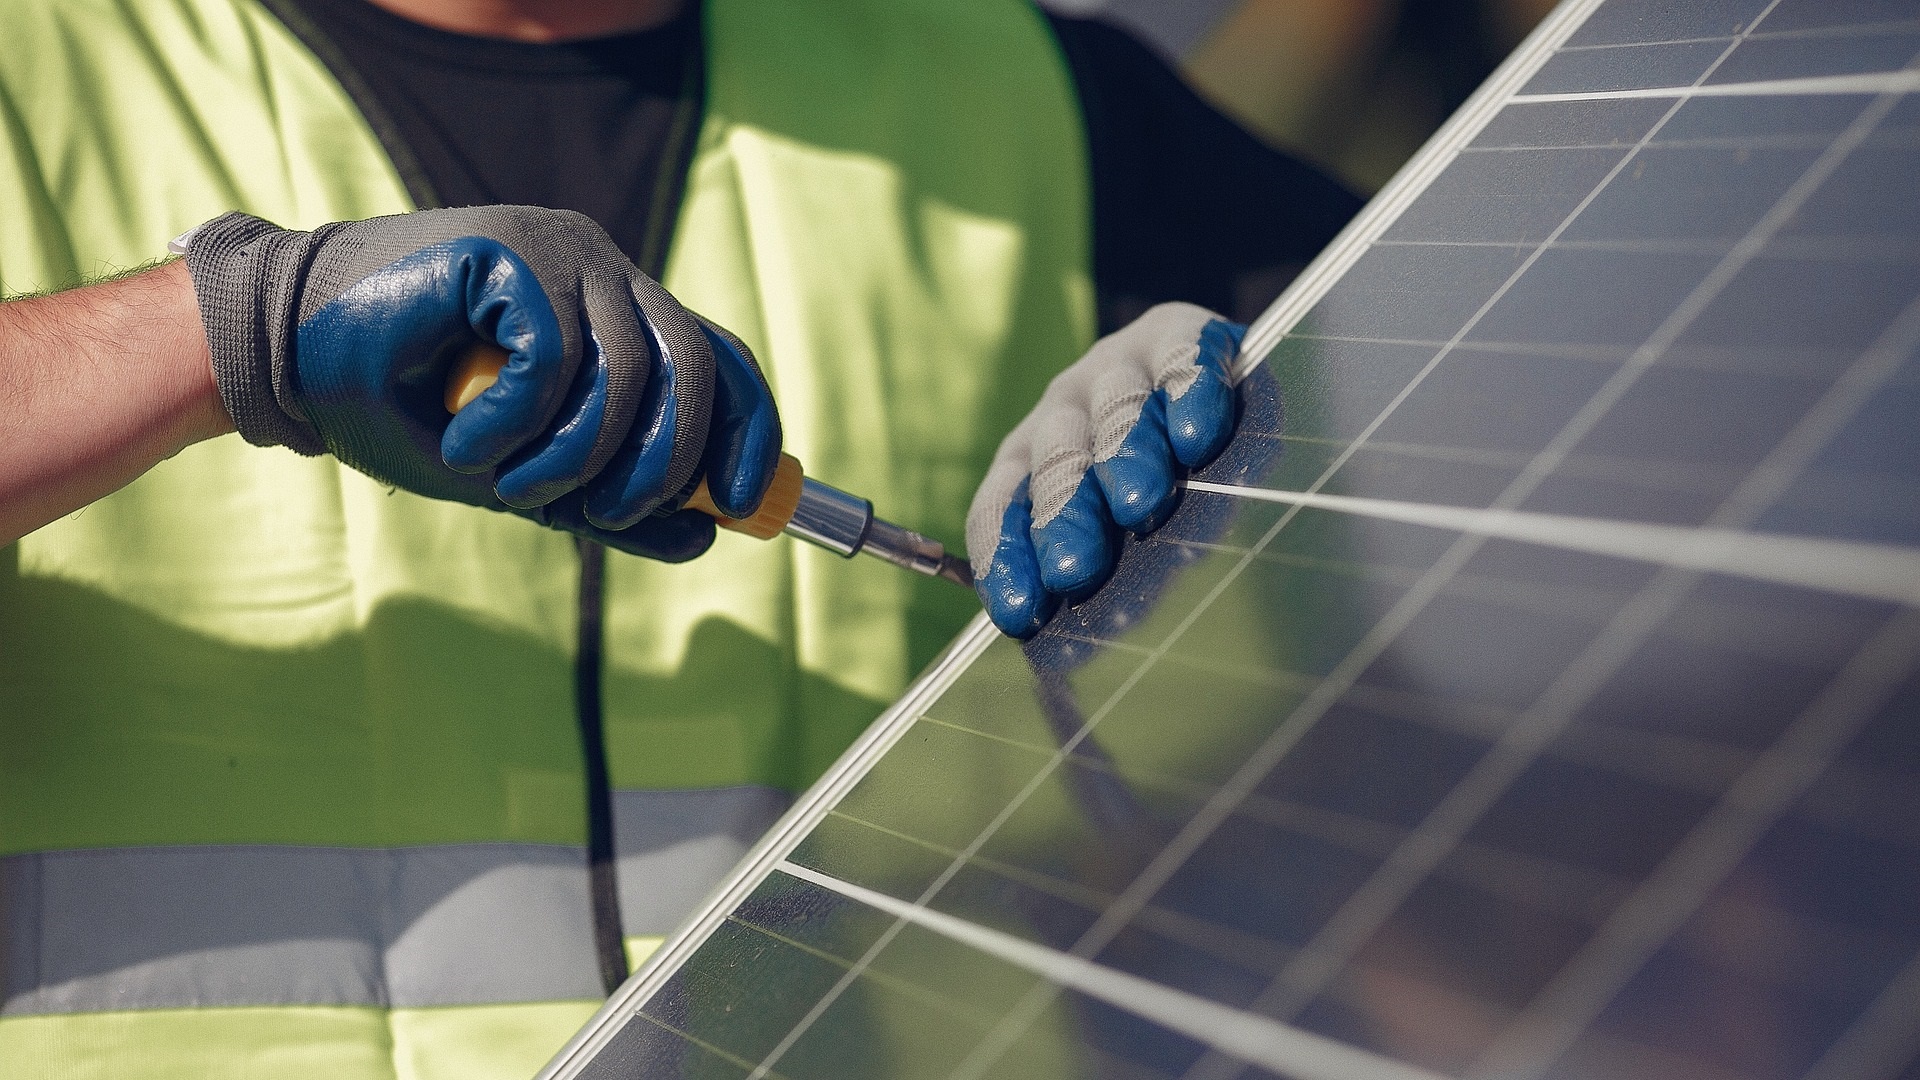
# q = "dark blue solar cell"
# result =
<box><xmin>1678</xmin><ymin>256</ymin><xmax>1920</xmax><ymax>352</ymax></box>
<box><xmin>1384</xmin><ymin>147</ymin><xmax>1631</xmax><ymax>244</ymax></box>
<box><xmin>1252</xmin><ymin>703</ymin><xmax>1488</xmax><ymax>827</ymax></box>
<box><xmin>1299</xmin><ymin>243</ymin><xmax>1532</xmax><ymax>341</ymax></box>
<box><xmin>1787</xmin><ymin>142</ymin><xmax>1920</xmax><ymax>243</ymax></box>
<box><xmin>1656</xmin><ymin>94</ymin><xmax>1872</xmax><ymax>142</ymax></box>
<box><xmin>1523</xmin><ymin>40</ymin><xmax>1730</xmax><ymax>94</ymax></box>
<box><xmin>1562</xmin><ymin>144</ymin><xmax>1826</xmax><ymax>243</ymax></box>
<box><xmin>1594</xmin><ymin>938</ymin><xmax>1871</xmax><ymax>1080</ymax></box>
<box><xmin>1468</xmin><ymin>247</ymin><xmax>1723</xmax><ymax>348</ymax></box>
<box><xmin>1709</xmin><ymin>28</ymin><xmax>1920</xmax><ymax>83</ymax></box>
<box><xmin>1473</xmin><ymin>99</ymin><xmax>1671</xmax><ymax>148</ymax></box>
<box><xmin>1364</xmin><ymin>589</ymin><xmax>1622</xmax><ymax>708</ymax></box>
<box><xmin>1761</xmin><ymin>0</ymin><xmax>1920</xmax><ymax>33</ymax></box>
<box><xmin>1365</xmin><ymin>347</ymin><xmax>1620</xmax><ymax>455</ymax></box>
<box><xmin>1565</xmin><ymin>0</ymin><xmax>1773</xmax><ymax>47</ymax></box>
<box><xmin>1574</xmin><ymin>623</ymin><xmax>1851</xmax><ymax>749</ymax></box>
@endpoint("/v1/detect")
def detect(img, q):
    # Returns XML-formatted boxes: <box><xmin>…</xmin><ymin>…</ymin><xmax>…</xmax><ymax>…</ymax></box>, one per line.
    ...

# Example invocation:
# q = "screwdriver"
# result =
<box><xmin>446</xmin><ymin>344</ymin><xmax>974</xmax><ymax>588</ymax></box>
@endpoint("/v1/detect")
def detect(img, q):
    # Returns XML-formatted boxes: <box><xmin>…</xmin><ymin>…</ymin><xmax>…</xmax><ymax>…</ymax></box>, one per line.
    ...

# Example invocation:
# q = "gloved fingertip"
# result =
<box><xmin>578</xmin><ymin>507</ymin><xmax>717</xmax><ymax>563</ymax></box>
<box><xmin>575</xmin><ymin>339</ymin><xmax>686</xmax><ymax>528</ymax></box>
<box><xmin>980</xmin><ymin>556</ymin><xmax>1057</xmax><ymax>639</ymax></box>
<box><xmin>495</xmin><ymin>466</ymin><xmax>576</xmax><ymax>507</ymax></box>
<box><xmin>490</xmin><ymin>340</ymin><xmax>618</xmax><ymax>506</ymax></box>
<box><xmin>1199</xmin><ymin>317</ymin><xmax>1247</xmax><ymax>362</ymax></box>
<box><xmin>1095</xmin><ymin>394</ymin><xmax>1179</xmax><ymax>533</ymax></box>
<box><xmin>581</xmin><ymin>489</ymin><xmax>649</xmax><ymax>532</ymax></box>
<box><xmin>442</xmin><ymin>366</ymin><xmax>532</xmax><ymax>475</ymax></box>
<box><xmin>494</xmin><ymin>474</ymin><xmax>581</xmax><ymax>510</ymax></box>
<box><xmin>978</xmin><ymin>483</ymin><xmax>1055</xmax><ymax>638</ymax></box>
<box><xmin>699</xmin><ymin>321</ymin><xmax>782</xmax><ymax>519</ymax></box>
<box><xmin>438</xmin><ymin>248</ymin><xmax>574</xmax><ymax>473</ymax></box>
<box><xmin>1035</xmin><ymin>475</ymin><xmax>1116</xmax><ymax>598</ymax></box>
<box><xmin>1166</xmin><ymin>366</ymin><xmax>1236</xmax><ymax>469</ymax></box>
<box><xmin>620</xmin><ymin>509</ymin><xmax>719</xmax><ymax>563</ymax></box>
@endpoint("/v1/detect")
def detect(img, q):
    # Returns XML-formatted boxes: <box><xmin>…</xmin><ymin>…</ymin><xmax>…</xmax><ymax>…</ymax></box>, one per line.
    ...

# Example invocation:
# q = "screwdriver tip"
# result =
<box><xmin>936</xmin><ymin>554</ymin><xmax>975</xmax><ymax>589</ymax></box>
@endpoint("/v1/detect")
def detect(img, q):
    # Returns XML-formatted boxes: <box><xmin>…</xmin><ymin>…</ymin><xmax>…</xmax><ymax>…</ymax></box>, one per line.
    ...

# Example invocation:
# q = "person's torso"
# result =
<box><xmin>0</xmin><ymin>1</ymin><xmax>1092</xmax><ymax>1076</ymax></box>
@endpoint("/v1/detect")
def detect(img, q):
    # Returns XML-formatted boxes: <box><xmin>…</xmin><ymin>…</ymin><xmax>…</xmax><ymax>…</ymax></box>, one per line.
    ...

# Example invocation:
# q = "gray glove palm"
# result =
<box><xmin>183</xmin><ymin>206</ymin><xmax>782</xmax><ymax>560</ymax></box>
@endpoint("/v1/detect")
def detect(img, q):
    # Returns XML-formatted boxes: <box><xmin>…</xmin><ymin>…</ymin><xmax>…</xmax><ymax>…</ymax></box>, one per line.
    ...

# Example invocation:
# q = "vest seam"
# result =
<box><xmin>634</xmin><ymin>41</ymin><xmax>707</xmax><ymax>278</ymax></box>
<box><xmin>250</xmin><ymin>0</ymin><xmax>443</xmax><ymax>211</ymax></box>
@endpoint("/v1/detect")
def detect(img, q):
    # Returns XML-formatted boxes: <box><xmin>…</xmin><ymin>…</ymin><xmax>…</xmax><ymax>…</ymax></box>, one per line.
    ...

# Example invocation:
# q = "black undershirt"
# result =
<box><xmin>1050</xmin><ymin>17</ymin><xmax>1363</xmax><ymax>331</ymax></box>
<box><xmin>284</xmin><ymin>0</ymin><xmax>702</xmax><ymax>276</ymax></box>
<box><xmin>282</xmin><ymin>0</ymin><xmax>1362</xmax><ymax>332</ymax></box>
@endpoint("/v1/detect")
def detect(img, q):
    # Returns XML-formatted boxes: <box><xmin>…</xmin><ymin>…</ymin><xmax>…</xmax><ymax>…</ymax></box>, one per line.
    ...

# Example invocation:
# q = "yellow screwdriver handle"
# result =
<box><xmin>445</xmin><ymin>342</ymin><xmax>804</xmax><ymax>540</ymax></box>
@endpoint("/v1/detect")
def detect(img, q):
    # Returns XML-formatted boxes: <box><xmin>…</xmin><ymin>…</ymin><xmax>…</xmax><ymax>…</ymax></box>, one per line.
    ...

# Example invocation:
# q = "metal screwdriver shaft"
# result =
<box><xmin>785</xmin><ymin>477</ymin><xmax>974</xmax><ymax>587</ymax></box>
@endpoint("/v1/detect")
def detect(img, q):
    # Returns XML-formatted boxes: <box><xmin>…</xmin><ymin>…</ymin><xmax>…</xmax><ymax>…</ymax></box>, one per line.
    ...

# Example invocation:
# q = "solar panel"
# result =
<box><xmin>538</xmin><ymin>1</ymin><xmax>1920</xmax><ymax>1077</ymax></box>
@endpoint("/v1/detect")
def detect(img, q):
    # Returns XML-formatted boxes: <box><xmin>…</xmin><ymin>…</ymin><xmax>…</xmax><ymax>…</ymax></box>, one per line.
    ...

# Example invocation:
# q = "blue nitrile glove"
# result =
<box><xmin>966</xmin><ymin>303</ymin><xmax>1244</xmax><ymax>637</ymax></box>
<box><xmin>182</xmin><ymin>207</ymin><xmax>781</xmax><ymax>561</ymax></box>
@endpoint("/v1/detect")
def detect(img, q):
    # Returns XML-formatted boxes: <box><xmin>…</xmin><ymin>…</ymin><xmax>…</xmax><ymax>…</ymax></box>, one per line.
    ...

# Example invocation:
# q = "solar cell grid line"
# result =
<box><xmin>1511</xmin><ymin>69</ymin><xmax>1920</xmax><ymax>102</ymax></box>
<box><xmin>1553</xmin><ymin>24</ymin><xmax>1920</xmax><ymax>58</ymax></box>
<box><xmin>1184</xmin><ymin>479</ymin><xmax>1920</xmax><ymax>606</ymax></box>
<box><xmin>1176</xmin><ymin>517</ymin><xmax>1912</xmax><ymax>668</ymax></box>
<box><xmin>1159</xmin><ymin>519</ymin><xmax>1640</xmax><ymax>627</ymax></box>
<box><xmin>1179</xmin><ymin>61</ymin><xmax>1920</xmax><ymax>1079</ymax></box>
<box><xmin>1182</xmin><ymin>495</ymin><xmax>1904</xmax><ymax>638</ymax></box>
<box><xmin>1464</xmin><ymin>607</ymin><xmax>1920</xmax><ymax>1080</ymax></box>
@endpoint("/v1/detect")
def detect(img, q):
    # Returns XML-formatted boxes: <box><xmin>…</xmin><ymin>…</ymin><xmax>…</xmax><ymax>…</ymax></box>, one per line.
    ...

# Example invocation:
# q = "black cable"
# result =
<box><xmin>573</xmin><ymin>536</ymin><xmax>628</xmax><ymax>993</ymax></box>
<box><xmin>571</xmin><ymin>50</ymin><xmax>705</xmax><ymax>1000</ymax></box>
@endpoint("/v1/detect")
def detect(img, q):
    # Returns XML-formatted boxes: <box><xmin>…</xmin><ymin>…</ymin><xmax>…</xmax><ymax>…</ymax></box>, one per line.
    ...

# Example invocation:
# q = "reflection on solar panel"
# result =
<box><xmin>540</xmin><ymin>0</ymin><xmax>1920</xmax><ymax>1076</ymax></box>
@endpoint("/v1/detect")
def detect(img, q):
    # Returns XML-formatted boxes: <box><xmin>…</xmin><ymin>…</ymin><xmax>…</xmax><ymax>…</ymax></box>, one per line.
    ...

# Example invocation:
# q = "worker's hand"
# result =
<box><xmin>180</xmin><ymin>207</ymin><xmax>781</xmax><ymax>561</ymax></box>
<box><xmin>967</xmin><ymin>303</ymin><xmax>1243</xmax><ymax>638</ymax></box>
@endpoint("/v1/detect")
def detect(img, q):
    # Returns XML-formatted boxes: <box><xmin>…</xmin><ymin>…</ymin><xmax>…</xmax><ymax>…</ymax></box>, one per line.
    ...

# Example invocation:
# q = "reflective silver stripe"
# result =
<box><xmin>612</xmin><ymin>786</ymin><xmax>791</xmax><ymax>936</ymax></box>
<box><xmin>0</xmin><ymin>789</ymin><xmax>792</xmax><ymax>1016</ymax></box>
<box><xmin>0</xmin><ymin>844</ymin><xmax>603</xmax><ymax>1014</ymax></box>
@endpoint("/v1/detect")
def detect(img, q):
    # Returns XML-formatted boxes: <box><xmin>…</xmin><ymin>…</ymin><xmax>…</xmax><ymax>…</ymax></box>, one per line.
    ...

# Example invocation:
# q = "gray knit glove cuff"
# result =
<box><xmin>183</xmin><ymin>211</ymin><xmax>336</xmax><ymax>455</ymax></box>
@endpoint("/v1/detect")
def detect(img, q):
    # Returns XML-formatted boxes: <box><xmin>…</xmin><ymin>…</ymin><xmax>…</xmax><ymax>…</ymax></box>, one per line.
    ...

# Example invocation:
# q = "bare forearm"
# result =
<box><xmin>0</xmin><ymin>259</ymin><xmax>233</xmax><ymax>544</ymax></box>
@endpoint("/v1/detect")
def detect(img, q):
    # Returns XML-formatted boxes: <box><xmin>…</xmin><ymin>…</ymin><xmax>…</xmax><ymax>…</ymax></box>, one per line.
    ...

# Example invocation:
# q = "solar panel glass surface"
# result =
<box><xmin>542</xmin><ymin>0</ymin><xmax>1920</xmax><ymax>1077</ymax></box>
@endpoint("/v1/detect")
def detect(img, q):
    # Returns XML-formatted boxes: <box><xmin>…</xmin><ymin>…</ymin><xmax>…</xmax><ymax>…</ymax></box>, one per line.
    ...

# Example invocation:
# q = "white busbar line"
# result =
<box><xmin>772</xmin><ymin>861</ymin><xmax>1451</xmax><ymax>1080</ymax></box>
<box><xmin>1511</xmin><ymin>69</ymin><xmax>1920</xmax><ymax>104</ymax></box>
<box><xmin>1184</xmin><ymin>480</ymin><xmax>1920</xmax><ymax>609</ymax></box>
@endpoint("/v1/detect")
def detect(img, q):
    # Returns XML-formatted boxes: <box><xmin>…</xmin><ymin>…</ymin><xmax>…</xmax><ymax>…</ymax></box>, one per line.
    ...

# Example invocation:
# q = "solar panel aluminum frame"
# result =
<box><xmin>530</xmin><ymin>1</ymin><xmax>1615</xmax><ymax>1076</ymax></box>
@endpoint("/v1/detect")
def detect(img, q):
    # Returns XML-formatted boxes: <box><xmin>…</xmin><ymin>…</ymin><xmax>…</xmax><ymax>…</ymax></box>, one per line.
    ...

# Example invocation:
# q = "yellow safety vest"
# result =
<box><xmin>0</xmin><ymin>0</ymin><xmax>1093</xmax><ymax>1075</ymax></box>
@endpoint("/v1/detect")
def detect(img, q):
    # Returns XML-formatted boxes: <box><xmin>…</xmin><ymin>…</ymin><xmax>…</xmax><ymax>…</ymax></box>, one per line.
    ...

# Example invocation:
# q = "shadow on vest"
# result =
<box><xmin>0</xmin><ymin>557</ymin><xmax>906</xmax><ymax>1013</ymax></box>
